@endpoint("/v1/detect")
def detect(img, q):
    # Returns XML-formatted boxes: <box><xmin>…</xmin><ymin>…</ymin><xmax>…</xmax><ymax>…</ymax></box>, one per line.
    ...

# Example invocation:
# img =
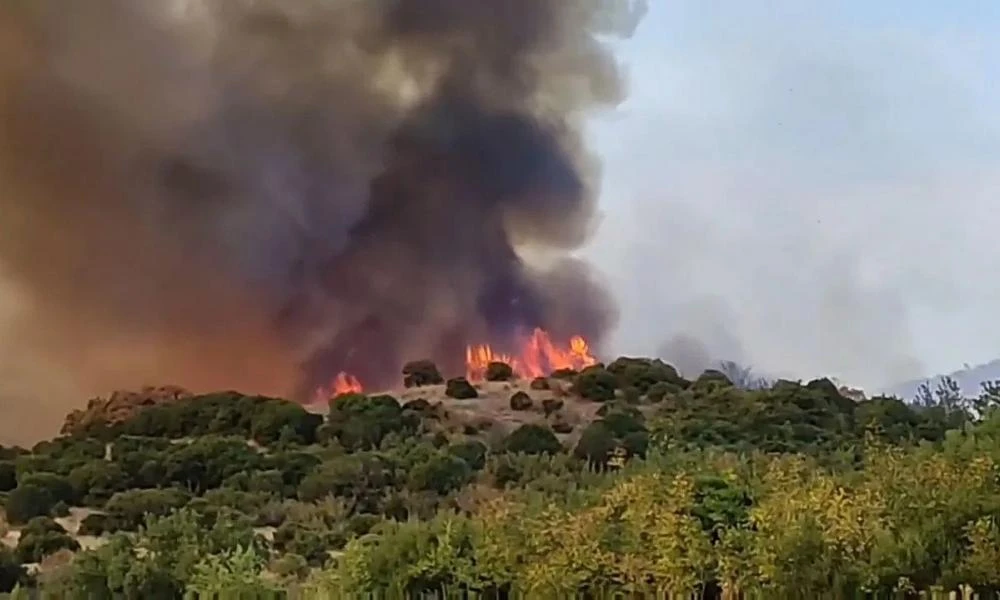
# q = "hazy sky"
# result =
<box><xmin>583</xmin><ymin>1</ymin><xmax>1000</xmax><ymax>389</ymax></box>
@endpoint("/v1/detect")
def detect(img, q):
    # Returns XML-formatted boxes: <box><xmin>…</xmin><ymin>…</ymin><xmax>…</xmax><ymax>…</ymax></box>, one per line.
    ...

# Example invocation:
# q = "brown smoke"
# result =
<box><xmin>0</xmin><ymin>0</ymin><xmax>643</xmax><ymax>442</ymax></box>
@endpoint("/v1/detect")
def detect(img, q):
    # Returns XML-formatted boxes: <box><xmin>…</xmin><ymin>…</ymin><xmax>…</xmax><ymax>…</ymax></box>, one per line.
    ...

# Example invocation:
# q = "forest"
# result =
<box><xmin>0</xmin><ymin>357</ymin><xmax>999</xmax><ymax>599</ymax></box>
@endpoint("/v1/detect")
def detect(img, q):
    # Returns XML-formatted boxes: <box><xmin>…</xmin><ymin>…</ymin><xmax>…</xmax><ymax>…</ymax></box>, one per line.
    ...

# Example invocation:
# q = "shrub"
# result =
<box><xmin>20</xmin><ymin>516</ymin><xmax>65</xmax><ymax>538</ymax></box>
<box><xmin>0</xmin><ymin>462</ymin><xmax>15</xmax><ymax>493</ymax></box>
<box><xmin>274</xmin><ymin>521</ymin><xmax>344</xmax><ymax>565</ymax></box>
<box><xmin>15</xmin><ymin>528</ymin><xmax>79</xmax><ymax>564</ymax></box>
<box><xmin>445</xmin><ymin>377</ymin><xmax>478</xmax><ymax>400</ymax></box>
<box><xmin>574</xmin><ymin>422</ymin><xmax>617</xmax><ymax>466</ymax></box>
<box><xmin>485</xmin><ymin>362</ymin><xmax>515</xmax><ymax>382</ymax></box>
<box><xmin>646</xmin><ymin>381</ymin><xmax>682</xmax><ymax>403</ymax></box>
<box><xmin>621</xmin><ymin>430</ymin><xmax>650</xmax><ymax>458</ymax></box>
<box><xmin>68</xmin><ymin>461</ymin><xmax>129</xmax><ymax>507</ymax></box>
<box><xmin>247</xmin><ymin>470</ymin><xmax>286</xmax><ymax>496</ymax></box>
<box><xmin>104</xmin><ymin>488</ymin><xmax>191</xmax><ymax>531</ymax></box>
<box><xmin>248</xmin><ymin>401</ymin><xmax>323</xmax><ymax>446</ymax></box>
<box><xmin>77</xmin><ymin>513</ymin><xmax>109</xmax><ymax>536</ymax></box>
<box><xmin>0</xmin><ymin>545</ymin><xmax>24</xmax><ymax>593</ymax></box>
<box><xmin>407</xmin><ymin>453</ymin><xmax>471</xmax><ymax>495</ymax></box>
<box><xmin>51</xmin><ymin>501</ymin><xmax>70</xmax><ymax>517</ymax></box>
<box><xmin>270</xmin><ymin>553</ymin><xmax>310</xmax><ymax>582</ymax></box>
<box><xmin>608</xmin><ymin>357</ymin><xmax>685</xmax><ymax>393</ymax></box>
<box><xmin>18</xmin><ymin>472</ymin><xmax>75</xmax><ymax>506</ymax></box>
<box><xmin>509</xmin><ymin>391</ymin><xmax>533</xmax><ymax>411</ymax></box>
<box><xmin>502</xmin><ymin>425</ymin><xmax>562</xmax><ymax>456</ymax></box>
<box><xmin>327</xmin><ymin>394</ymin><xmax>412</xmax><ymax>451</ymax></box>
<box><xmin>403</xmin><ymin>398</ymin><xmax>434</xmax><ymax>414</ymax></box>
<box><xmin>542</xmin><ymin>398</ymin><xmax>564</xmax><ymax>417</ymax></box>
<box><xmin>5</xmin><ymin>484</ymin><xmax>56</xmax><ymax>525</ymax></box>
<box><xmin>693</xmin><ymin>369</ymin><xmax>734</xmax><ymax>391</ymax></box>
<box><xmin>551</xmin><ymin>368</ymin><xmax>578</xmax><ymax>380</ymax></box>
<box><xmin>530</xmin><ymin>377</ymin><xmax>550</xmax><ymax>391</ymax></box>
<box><xmin>573</xmin><ymin>367</ymin><xmax>618</xmax><ymax>402</ymax></box>
<box><xmin>600</xmin><ymin>411</ymin><xmax>646</xmax><ymax>438</ymax></box>
<box><xmin>402</xmin><ymin>360</ymin><xmax>445</xmax><ymax>388</ymax></box>
<box><xmin>448</xmin><ymin>440</ymin><xmax>488</xmax><ymax>471</ymax></box>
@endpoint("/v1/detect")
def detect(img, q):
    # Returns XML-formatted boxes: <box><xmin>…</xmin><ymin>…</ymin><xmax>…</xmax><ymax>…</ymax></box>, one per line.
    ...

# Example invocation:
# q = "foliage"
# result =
<box><xmin>52</xmin><ymin>508</ymin><xmax>266</xmax><ymax>599</ymax></box>
<box><xmin>15</xmin><ymin>517</ymin><xmax>79</xmax><ymax>563</ymax></box>
<box><xmin>445</xmin><ymin>377</ymin><xmax>478</xmax><ymax>400</ymax></box>
<box><xmin>0</xmin><ymin>463</ymin><xmax>15</xmax><ymax>493</ymax></box>
<box><xmin>326</xmin><ymin>394</ymin><xmax>414</xmax><ymax>451</ymax></box>
<box><xmin>572</xmin><ymin>366</ymin><xmax>618</xmax><ymax>402</ymax></box>
<box><xmin>16</xmin><ymin>353</ymin><xmax>1000</xmax><ymax>597</ymax></box>
<box><xmin>502</xmin><ymin>425</ymin><xmax>562</xmax><ymax>456</ymax></box>
<box><xmin>4</xmin><ymin>484</ymin><xmax>55</xmax><ymax>524</ymax></box>
<box><xmin>0</xmin><ymin>546</ymin><xmax>25</xmax><ymax>593</ymax></box>
<box><xmin>102</xmin><ymin>392</ymin><xmax>322</xmax><ymax>445</ymax></box>
<box><xmin>402</xmin><ymin>360</ymin><xmax>445</xmax><ymax>388</ymax></box>
<box><xmin>509</xmin><ymin>391</ymin><xmax>533</xmax><ymax>411</ymax></box>
<box><xmin>485</xmin><ymin>361</ymin><xmax>515</xmax><ymax>382</ymax></box>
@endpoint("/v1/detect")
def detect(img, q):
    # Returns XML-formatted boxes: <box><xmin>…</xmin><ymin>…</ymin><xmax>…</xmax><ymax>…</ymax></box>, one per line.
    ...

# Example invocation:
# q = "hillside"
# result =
<box><xmin>0</xmin><ymin>356</ymin><xmax>997</xmax><ymax>598</ymax></box>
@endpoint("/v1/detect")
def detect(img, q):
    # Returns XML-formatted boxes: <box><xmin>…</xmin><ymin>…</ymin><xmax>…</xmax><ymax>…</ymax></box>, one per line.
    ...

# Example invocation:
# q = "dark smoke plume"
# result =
<box><xmin>0</xmin><ymin>0</ymin><xmax>642</xmax><ymax>436</ymax></box>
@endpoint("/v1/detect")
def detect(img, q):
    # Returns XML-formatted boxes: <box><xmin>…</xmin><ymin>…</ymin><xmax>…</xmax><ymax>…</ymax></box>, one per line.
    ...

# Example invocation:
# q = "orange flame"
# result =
<box><xmin>465</xmin><ymin>328</ymin><xmax>596</xmax><ymax>380</ymax></box>
<box><xmin>331</xmin><ymin>371</ymin><xmax>363</xmax><ymax>396</ymax></box>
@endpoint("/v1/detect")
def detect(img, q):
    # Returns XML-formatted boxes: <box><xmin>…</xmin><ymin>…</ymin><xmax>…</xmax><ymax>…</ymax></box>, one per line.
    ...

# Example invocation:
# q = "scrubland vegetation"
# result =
<box><xmin>1</xmin><ymin>359</ymin><xmax>999</xmax><ymax>598</ymax></box>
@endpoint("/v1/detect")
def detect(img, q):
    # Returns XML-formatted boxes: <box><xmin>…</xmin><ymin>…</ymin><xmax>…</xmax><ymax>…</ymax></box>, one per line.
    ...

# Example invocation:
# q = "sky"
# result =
<box><xmin>583</xmin><ymin>0</ymin><xmax>1000</xmax><ymax>390</ymax></box>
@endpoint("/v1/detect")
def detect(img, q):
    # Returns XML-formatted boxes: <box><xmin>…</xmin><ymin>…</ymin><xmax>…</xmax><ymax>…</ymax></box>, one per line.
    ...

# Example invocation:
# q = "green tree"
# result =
<box><xmin>502</xmin><ymin>425</ymin><xmax>562</xmax><ymax>456</ymax></box>
<box><xmin>573</xmin><ymin>366</ymin><xmax>618</xmax><ymax>402</ymax></box>
<box><xmin>574</xmin><ymin>422</ymin><xmax>617</xmax><ymax>466</ymax></box>
<box><xmin>407</xmin><ymin>452</ymin><xmax>472</xmax><ymax>495</ymax></box>
<box><xmin>0</xmin><ymin>462</ymin><xmax>16</xmax><ymax>493</ymax></box>
<box><xmin>0</xmin><ymin>546</ymin><xmax>25</xmax><ymax>593</ymax></box>
<box><xmin>327</xmin><ymin>394</ymin><xmax>412</xmax><ymax>451</ymax></box>
<box><xmin>5</xmin><ymin>484</ymin><xmax>56</xmax><ymax>524</ymax></box>
<box><xmin>15</xmin><ymin>518</ymin><xmax>80</xmax><ymax>563</ymax></box>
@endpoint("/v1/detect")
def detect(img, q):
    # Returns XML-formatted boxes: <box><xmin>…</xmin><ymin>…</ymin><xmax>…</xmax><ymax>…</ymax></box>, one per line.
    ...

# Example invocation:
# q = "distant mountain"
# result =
<box><xmin>884</xmin><ymin>359</ymin><xmax>1000</xmax><ymax>402</ymax></box>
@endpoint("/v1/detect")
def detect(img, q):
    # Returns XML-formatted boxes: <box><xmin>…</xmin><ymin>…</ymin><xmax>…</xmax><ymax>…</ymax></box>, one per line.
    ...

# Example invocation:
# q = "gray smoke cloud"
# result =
<box><xmin>0</xmin><ymin>0</ymin><xmax>646</xmax><ymax>443</ymax></box>
<box><xmin>586</xmin><ymin>1</ymin><xmax>1000</xmax><ymax>391</ymax></box>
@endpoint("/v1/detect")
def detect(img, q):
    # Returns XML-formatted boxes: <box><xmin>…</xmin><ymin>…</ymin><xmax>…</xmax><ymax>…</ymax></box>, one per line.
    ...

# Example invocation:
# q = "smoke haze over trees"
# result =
<box><xmin>0</xmin><ymin>0</ymin><xmax>646</xmax><ymax>442</ymax></box>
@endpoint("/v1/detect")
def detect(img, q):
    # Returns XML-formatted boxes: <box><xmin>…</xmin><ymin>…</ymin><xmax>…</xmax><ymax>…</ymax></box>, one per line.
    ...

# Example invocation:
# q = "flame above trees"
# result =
<box><xmin>321</xmin><ymin>328</ymin><xmax>596</xmax><ymax>400</ymax></box>
<box><xmin>465</xmin><ymin>329</ymin><xmax>596</xmax><ymax>381</ymax></box>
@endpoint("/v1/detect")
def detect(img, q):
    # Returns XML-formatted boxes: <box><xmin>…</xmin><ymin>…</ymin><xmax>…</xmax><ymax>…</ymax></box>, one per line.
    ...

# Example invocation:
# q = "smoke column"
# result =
<box><xmin>0</xmin><ymin>0</ymin><xmax>642</xmax><ymax>435</ymax></box>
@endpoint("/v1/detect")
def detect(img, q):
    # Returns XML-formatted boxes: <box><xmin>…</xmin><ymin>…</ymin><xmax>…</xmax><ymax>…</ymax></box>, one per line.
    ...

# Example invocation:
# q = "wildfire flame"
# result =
<box><xmin>331</xmin><ymin>371</ymin><xmax>363</xmax><ymax>396</ymax></box>
<box><xmin>466</xmin><ymin>328</ymin><xmax>596</xmax><ymax>380</ymax></box>
<box><xmin>322</xmin><ymin>329</ymin><xmax>596</xmax><ymax>404</ymax></box>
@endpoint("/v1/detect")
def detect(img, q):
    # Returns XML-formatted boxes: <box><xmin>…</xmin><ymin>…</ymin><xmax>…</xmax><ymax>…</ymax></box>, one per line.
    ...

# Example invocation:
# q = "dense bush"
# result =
<box><xmin>15</xmin><ymin>517</ymin><xmax>79</xmax><ymax>563</ymax></box>
<box><xmin>0</xmin><ymin>462</ymin><xmax>16</xmax><ymax>493</ymax></box>
<box><xmin>541</xmin><ymin>398</ymin><xmax>564</xmax><ymax>417</ymax></box>
<box><xmin>485</xmin><ymin>362</ymin><xmax>515</xmax><ymax>382</ymax></box>
<box><xmin>407</xmin><ymin>452</ymin><xmax>471</xmax><ymax>495</ymax></box>
<box><xmin>607</xmin><ymin>356</ymin><xmax>686</xmax><ymax>394</ymax></box>
<box><xmin>5</xmin><ymin>484</ymin><xmax>56</xmax><ymax>524</ymax></box>
<box><xmin>0</xmin><ymin>546</ymin><xmax>25</xmax><ymax>593</ymax></box>
<box><xmin>573</xmin><ymin>366</ymin><xmax>618</xmax><ymax>402</ymax></box>
<box><xmin>448</xmin><ymin>440</ymin><xmax>488</xmax><ymax>471</ymax></box>
<box><xmin>103</xmin><ymin>488</ymin><xmax>191</xmax><ymax>531</ymax></box>
<box><xmin>574</xmin><ymin>422</ymin><xmax>617</xmax><ymax>466</ymax></box>
<box><xmin>509</xmin><ymin>391</ymin><xmax>533</xmax><ymax>411</ymax></box>
<box><xmin>402</xmin><ymin>360</ymin><xmax>445</xmax><ymax>388</ymax></box>
<box><xmin>327</xmin><ymin>394</ymin><xmax>414</xmax><ymax>451</ymax></box>
<box><xmin>108</xmin><ymin>392</ymin><xmax>322</xmax><ymax>444</ymax></box>
<box><xmin>502</xmin><ymin>425</ymin><xmax>563</xmax><ymax>456</ymax></box>
<box><xmin>445</xmin><ymin>377</ymin><xmax>478</xmax><ymax>400</ymax></box>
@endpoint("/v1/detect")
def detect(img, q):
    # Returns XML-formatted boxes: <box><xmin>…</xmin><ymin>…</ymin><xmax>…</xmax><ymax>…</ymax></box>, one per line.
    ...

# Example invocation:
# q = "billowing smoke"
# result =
<box><xmin>0</xmin><ymin>0</ymin><xmax>643</xmax><ymax>437</ymax></box>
